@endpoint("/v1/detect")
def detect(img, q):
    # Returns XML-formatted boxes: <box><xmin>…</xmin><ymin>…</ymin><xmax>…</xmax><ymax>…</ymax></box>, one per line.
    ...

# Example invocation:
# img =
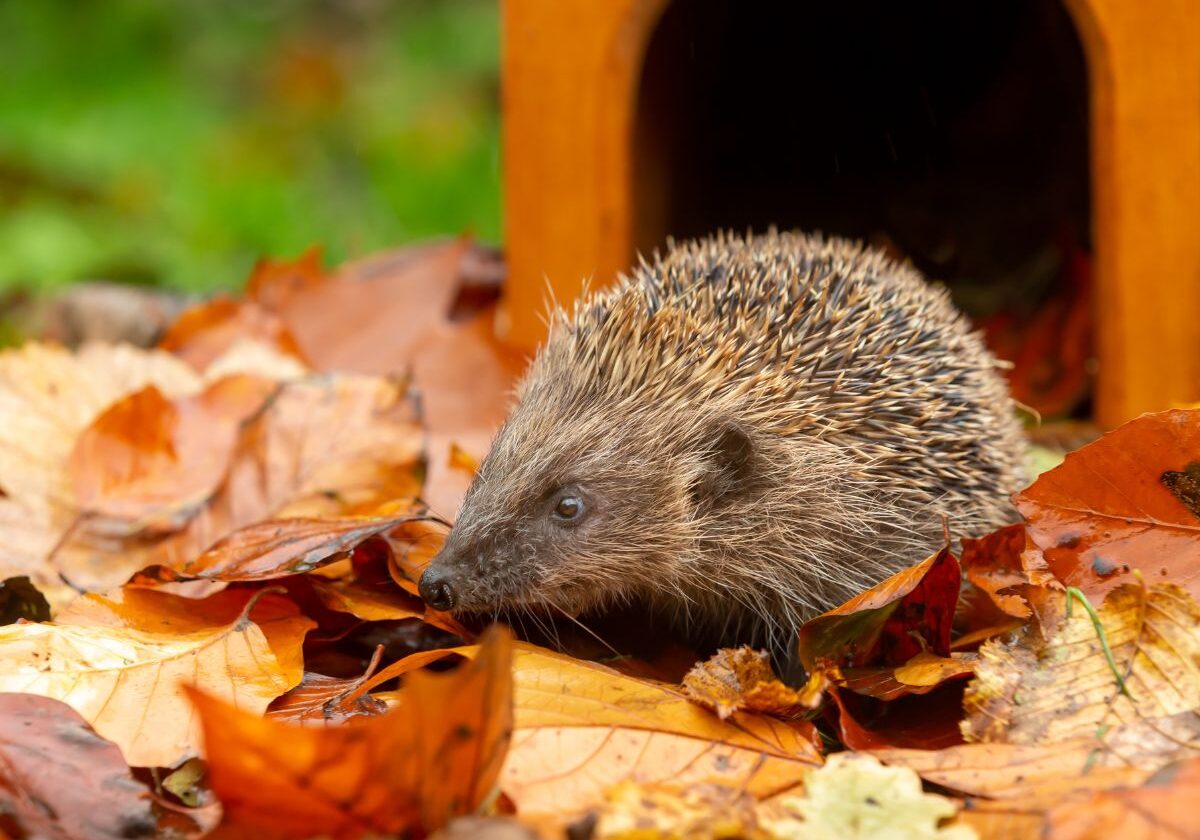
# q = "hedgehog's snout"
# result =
<box><xmin>418</xmin><ymin>564</ymin><xmax>457</xmax><ymax>611</ymax></box>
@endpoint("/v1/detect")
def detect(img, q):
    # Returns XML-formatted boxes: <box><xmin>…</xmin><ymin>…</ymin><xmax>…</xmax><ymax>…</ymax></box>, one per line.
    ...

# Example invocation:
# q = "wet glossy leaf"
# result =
<box><xmin>798</xmin><ymin>547</ymin><xmax>960</xmax><ymax>672</ymax></box>
<box><xmin>1015</xmin><ymin>410</ymin><xmax>1200</xmax><ymax>600</ymax></box>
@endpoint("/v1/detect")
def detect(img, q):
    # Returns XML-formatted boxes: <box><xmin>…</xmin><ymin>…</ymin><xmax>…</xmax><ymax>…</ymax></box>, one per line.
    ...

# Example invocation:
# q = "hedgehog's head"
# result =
<box><xmin>417</xmin><ymin>354</ymin><xmax>761</xmax><ymax>621</ymax></box>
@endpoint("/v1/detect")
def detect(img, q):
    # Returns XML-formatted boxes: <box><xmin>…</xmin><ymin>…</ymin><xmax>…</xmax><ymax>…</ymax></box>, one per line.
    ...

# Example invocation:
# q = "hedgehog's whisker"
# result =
<box><xmin>550</xmin><ymin>602</ymin><xmax>623</xmax><ymax>661</ymax></box>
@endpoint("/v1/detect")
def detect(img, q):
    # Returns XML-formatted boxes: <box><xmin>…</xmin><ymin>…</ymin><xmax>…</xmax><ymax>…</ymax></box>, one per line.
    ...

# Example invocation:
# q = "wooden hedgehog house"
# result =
<box><xmin>497</xmin><ymin>0</ymin><xmax>1200</xmax><ymax>429</ymax></box>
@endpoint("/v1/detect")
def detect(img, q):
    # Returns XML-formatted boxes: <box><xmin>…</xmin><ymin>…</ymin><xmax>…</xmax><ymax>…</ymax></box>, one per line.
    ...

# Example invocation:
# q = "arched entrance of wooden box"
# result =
<box><xmin>634</xmin><ymin>0</ymin><xmax>1091</xmax><ymax>419</ymax></box>
<box><xmin>500</xmin><ymin>0</ymin><xmax>1200</xmax><ymax>427</ymax></box>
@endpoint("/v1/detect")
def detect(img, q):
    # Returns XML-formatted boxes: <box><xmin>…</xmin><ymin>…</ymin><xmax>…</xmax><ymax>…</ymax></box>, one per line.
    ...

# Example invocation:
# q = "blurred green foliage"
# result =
<box><xmin>0</xmin><ymin>0</ymin><xmax>501</xmax><ymax>292</ymax></box>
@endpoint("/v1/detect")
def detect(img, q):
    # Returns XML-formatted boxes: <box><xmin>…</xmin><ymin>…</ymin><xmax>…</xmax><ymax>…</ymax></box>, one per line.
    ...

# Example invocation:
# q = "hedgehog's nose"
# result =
<box><xmin>418</xmin><ymin>566</ymin><xmax>457</xmax><ymax>611</ymax></box>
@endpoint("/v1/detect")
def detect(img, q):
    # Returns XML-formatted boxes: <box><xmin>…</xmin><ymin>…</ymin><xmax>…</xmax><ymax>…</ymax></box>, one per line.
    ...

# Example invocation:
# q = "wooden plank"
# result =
<box><xmin>499</xmin><ymin>0</ymin><xmax>668</xmax><ymax>351</ymax></box>
<box><xmin>1067</xmin><ymin>0</ymin><xmax>1200</xmax><ymax>426</ymax></box>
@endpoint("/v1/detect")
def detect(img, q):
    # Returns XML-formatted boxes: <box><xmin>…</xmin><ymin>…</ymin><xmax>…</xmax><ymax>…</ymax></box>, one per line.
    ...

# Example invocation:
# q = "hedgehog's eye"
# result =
<box><xmin>552</xmin><ymin>495</ymin><xmax>585</xmax><ymax>522</ymax></box>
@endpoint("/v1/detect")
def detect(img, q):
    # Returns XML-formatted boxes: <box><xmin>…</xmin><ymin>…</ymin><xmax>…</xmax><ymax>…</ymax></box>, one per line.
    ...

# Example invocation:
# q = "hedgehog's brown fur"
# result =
<box><xmin>423</xmin><ymin>231</ymin><xmax>1026</xmax><ymax>649</ymax></box>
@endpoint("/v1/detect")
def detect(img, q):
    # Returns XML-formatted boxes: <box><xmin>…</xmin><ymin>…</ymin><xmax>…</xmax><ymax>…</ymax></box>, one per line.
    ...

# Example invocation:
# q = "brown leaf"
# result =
<box><xmin>683</xmin><ymin>646</ymin><xmax>820</xmax><ymax>720</ymax></box>
<box><xmin>69</xmin><ymin>375</ymin><xmax>279</xmax><ymax>532</ymax></box>
<box><xmin>157</xmin><ymin>296</ymin><xmax>308</xmax><ymax>372</ymax></box>
<box><xmin>1015</xmin><ymin>409</ymin><xmax>1200</xmax><ymax>600</ymax></box>
<box><xmin>960</xmin><ymin>523</ymin><xmax>1061</xmax><ymax>620</ymax></box>
<box><xmin>502</xmin><ymin>644</ymin><xmax>821</xmax><ymax>821</ymax></box>
<box><xmin>874</xmin><ymin>740</ymin><xmax>1151</xmax><ymax>806</ymax></box>
<box><xmin>1042</xmin><ymin>757</ymin><xmax>1200</xmax><ymax>839</ymax></box>
<box><xmin>55</xmin><ymin>374</ymin><xmax>424</xmax><ymax>591</ymax></box>
<box><xmin>192</xmin><ymin>625</ymin><xmax>513</xmax><ymax>838</ymax></box>
<box><xmin>0</xmin><ymin>342</ymin><xmax>199</xmax><ymax>604</ymax></box>
<box><xmin>177</xmin><ymin>513</ymin><xmax>429</xmax><ymax>580</ymax></box>
<box><xmin>0</xmin><ymin>693</ymin><xmax>156</xmax><ymax>840</ymax></box>
<box><xmin>267</xmin><ymin>647</ymin><xmax>389</xmax><ymax>725</ymax></box>
<box><xmin>0</xmin><ymin>587</ymin><xmax>312</xmax><ymax>767</ymax></box>
<box><xmin>962</xmin><ymin>583</ymin><xmax>1200</xmax><ymax>772</ymax></box>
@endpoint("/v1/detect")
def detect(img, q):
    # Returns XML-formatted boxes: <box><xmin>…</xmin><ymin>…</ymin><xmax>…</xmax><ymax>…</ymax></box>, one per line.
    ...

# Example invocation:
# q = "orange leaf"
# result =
<box><xmin>69</xmin><ymin>375</ymin><xmax>279</xmax><ymax>532</ymax></box>
<box><xmin>1043</xmin><ymin>757</ymin><xmax>1200</xmax><ymax>839</ymax></box>
<box><xmin>683</xmin><ymin>646</ymin><xmax>821</xmax><ymax>719</ymax></box>
<box><xmin>191</xmin><ymin>625</ymin><xmax>513</xmax><ymax>839</ymax></box>
<box><xmin>54</xmin><ymin>374</ymin><xmax>423</xmax><ymax>591</ymax></box>
<box><xmin>1015</xmin><ymin>409</ymin><xmax>1200</xmax><ymax>600</ymax></box>
<box><xmin>0</xmin><ymin>587</ymin><xmax>312</xmax><ymax>767</ymax></box>
<box><xmin>267</xmin><ymin>646</ymin><xmax>389</xmax><ymax>725</ymax></box>
<box><xmin>960</xmin><ymin>523</ymin><xmax>1061</xmax><ymax>620</ymax></box>
<box><xmin>158</xmin><ymin>296</ymin><xmax>308</xmax><ymax>372</ymax></box>
<box><xmin>502</xmin><ymin>644</ymin><xmax>822</xmax><ymax>821</ymax></box>
<box><xmin>873</xmin><ymin>740</ymin><xmax>1151</xmax><ymax>807</ymax></box>
<box><xmin>0</xmin><ymin>694</ymin><xmax>155</xmax><ymax>839</ymax></box>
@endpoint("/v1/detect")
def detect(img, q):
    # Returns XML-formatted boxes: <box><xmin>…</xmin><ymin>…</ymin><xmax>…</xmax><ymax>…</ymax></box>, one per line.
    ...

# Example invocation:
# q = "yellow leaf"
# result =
<box><xmin>502</xmin><ymin>644</ymin><xmax>821</xmax><ymax>820</ymax></box>
<box><xmin>683</xmin><ymin>646</ymin><xmax>821</xmax><ymax>719</ymax></box>
<box><xmin>0</xmin><ymin>587</ymin><xmax>312</xmax><ymax>766</ymax></box>
<box><xmin>962</xmin><ymin>583</ymin><xmax>1200</xmax><ymax>771</ymax></box>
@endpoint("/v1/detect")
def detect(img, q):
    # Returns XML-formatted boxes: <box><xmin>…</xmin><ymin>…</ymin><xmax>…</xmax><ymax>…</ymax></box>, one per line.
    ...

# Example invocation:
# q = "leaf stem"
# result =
<box><xmin>1065</xmin><ymin>587</ymin><xmax>1131</xmax><ymax>698</ymax></box>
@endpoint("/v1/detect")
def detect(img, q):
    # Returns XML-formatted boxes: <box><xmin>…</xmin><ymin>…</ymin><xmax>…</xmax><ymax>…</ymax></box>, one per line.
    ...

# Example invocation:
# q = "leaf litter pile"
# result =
<box><xmin>0</xmin><ymin>241</ymin><xmax>1197</xmax><ymax>840</ymax></box>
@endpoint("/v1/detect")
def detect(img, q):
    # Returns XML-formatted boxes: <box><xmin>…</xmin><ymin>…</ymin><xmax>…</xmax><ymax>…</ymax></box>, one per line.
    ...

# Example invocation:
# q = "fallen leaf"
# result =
<box><xmin>0</xmin><ymin>693</ymin><xmax>156</xmax><ymax>840</ymax></box>
<box><xmin>267</xmin><ymin>646</ymin><xmax>389</xmax><ymax>725</ymax></box>
<box><xmin>798</xmin><ymin>547</ymin><xmax>960</xmax><ymax>672</ymax></box>
<box><xmin>68</xmin><ymin>375</ymin><xmax>279</xmax><ymax>532</ymax></box>
<box><xmin>0</xmin><ymin>587</ymin><xmax>312</xmax><ymax>766</ymax></box>
<box><xmin>157</xmin><ymin>296</ymin><xmax>308</xmax><ymax>372</ymax></box>
<box><xmin>0</xmin><ymin>342</ymin><xmax>199</xmax><ymax>601</ymax></box>
<box><xmin>762</xmin><ymin>753</ymin><xmax>974</xmax><ymax>839</ymax></box>
<box><xmin>959</xmin><ymin>524</ymin><xmax>1061</xmax><ymax>620</ymax></box>
<box><xmin>1015</xmin><ymin>409</ymin><xmax>1200</xmax><ymax>600</ymax></box>
<box><xmin>589</xmin><ymin>782</ymin><xmax>765</xmax><ymax>839</ymax></box>
<box><xmin>830</xmin><ymin>681</ymin><xmax>968</xmax><ymax>750</ymax></box>
<box><xmin>962</xmin><ymin>582</ymin><xmax>1200</xmax><ymax>772</ymax></box>
<box><xmin>683</xmin><ymin>646</ymin><xmax>820</xmax><ymax>720</ymax></box>
<box><xmin>1042</xmin><ymin>756</ymin><xmax>1200</xmax><ymax>839</ymax></box>
<box><xmin>176</xmin><ymin>513</ymin><xmax>429</xmax><ymax>580</ymax></box>
<box><xmin>502</xmin><ymin>644</ymin><xmax>822</xmax><ymax>820</ymax></box>
<box><xmin>192</xmin><ymin>625</ymin><xmax>513</xmax><ymax>838</ymax></box>
<box><xmin>873</xmin><ymin>740</ymin><xmax>1150</xmax><ymax>806</ymax></box>
<box><xmin>54</xmin><ymin>374</ymin><xmax>424</xmax><ymax>591</ymax></box>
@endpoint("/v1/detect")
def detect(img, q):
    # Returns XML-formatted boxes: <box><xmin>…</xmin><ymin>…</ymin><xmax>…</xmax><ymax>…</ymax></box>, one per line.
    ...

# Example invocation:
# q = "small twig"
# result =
<box><xmin>1065</xmin><ymin>587</ymin><xmax>1132</xmax><ymax>698</ymax></box>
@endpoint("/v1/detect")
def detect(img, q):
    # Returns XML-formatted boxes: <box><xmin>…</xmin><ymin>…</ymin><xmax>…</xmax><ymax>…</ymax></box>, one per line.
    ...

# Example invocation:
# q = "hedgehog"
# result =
<box><xmin>419</xmin><ymin>231</ymin><xmax>1027</xmax><ymax>651</ymax></box>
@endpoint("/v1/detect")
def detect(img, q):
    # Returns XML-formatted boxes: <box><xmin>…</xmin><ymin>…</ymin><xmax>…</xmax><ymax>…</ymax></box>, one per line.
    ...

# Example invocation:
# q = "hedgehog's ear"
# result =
<box><xmin>693</xmin><ymin>421</ymin><xmax>756</xmax><ymax>508</ymax></box>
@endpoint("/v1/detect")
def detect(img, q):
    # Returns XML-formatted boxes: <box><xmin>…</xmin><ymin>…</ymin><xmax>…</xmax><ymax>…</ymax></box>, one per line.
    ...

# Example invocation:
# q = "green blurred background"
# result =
<box><xmin>0</xmin><ymin>0</ymin><xmax>501</xmax><ymax>294</ymax></box>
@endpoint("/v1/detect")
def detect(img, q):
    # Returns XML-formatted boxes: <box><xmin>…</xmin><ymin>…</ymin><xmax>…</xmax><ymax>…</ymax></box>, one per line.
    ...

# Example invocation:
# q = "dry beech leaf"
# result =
<box><xmin>55</xmin><ymin>373</ymin><xmax>424</xmax><ymax>591</ymax></box>
<box><xmin>502</xmin><ymin>644</ymin><xmax>822</xmax><ymax>820</ymax></box>
<box><xmin>763</xmin><ymin>753</ymin><xmax>974</xmax><ymax>840</ymax></box>
<box><xmin>873</xmin><ymin>740</ymin><xmax>1152</xmax><ymax>807</ymax></box>
<box><xmin>959</xmin><ymin>524</ymin><xmax>1061</xmax><ymax>620</ymax></box>
<box><xmin>962</xmin><ymin>582</ymin><xmax>1200</xmax><ymax>772</ymax></box>
<box><xmin>158</xmin><ymin>295</ymin><xmax>309</xmax><ymax>372</ymax></box>
<box><xmin>1042</xmin><ymin>756</ymin><xmax>1200</xmax><ymax>839</ymax></box>
<box><xmin>175</xmin><ymin>513</ymin><xmax>428</xmax><ymax>580</ymax></box>
<box><xmin>191</xmin><ymin>625</ymin><xmax>513</xmax><ymax>839</ymax></box>
<box><xmin>69</xmin><ymin>375</ymin><xmax>280</xmax><ymax>531</ymax></box>
<box><xmin>589</xmin><ymin>781</ymin><xmax>765</xmax><ymax>840</ymax></box>
<box><xmin>1015</xmin><ymin>409</ymin><xmax>1200</xmax><ymax>600</ymax></box>
<box><xmin>266</xmin><ymin>647</ymin><xmax>389</xmax><ymax>725</ymax></box>
<box><xmin>0</xmin><ymin>342</ymin><xmax>199</xmax><ymax>600</ymax></box>
<box><xmin>798</xmin><ymin>547</ymin><xmax>960</xmax><ymax>672</ymax></box>
<box><xmin>0</xmin><ymin>587</ymin><xmax>312</xmax><ymax>767</ymax></box>
<box><xmin>0</xmin><ymin>693</ymin><xmax>156</xmax><ymax>840</ymax></box>
<box><xmin>683</xmin><ymin>647</ymin><xmax>819</xmax><ymax>720</ymax></box>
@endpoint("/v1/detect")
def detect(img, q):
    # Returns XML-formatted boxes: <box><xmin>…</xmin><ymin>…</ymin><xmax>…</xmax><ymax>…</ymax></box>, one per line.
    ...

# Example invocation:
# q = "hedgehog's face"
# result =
<box><xmin>417</xmin><ymin>398</ymin><xmax>755</xmax><ymax>620</ymax></box>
